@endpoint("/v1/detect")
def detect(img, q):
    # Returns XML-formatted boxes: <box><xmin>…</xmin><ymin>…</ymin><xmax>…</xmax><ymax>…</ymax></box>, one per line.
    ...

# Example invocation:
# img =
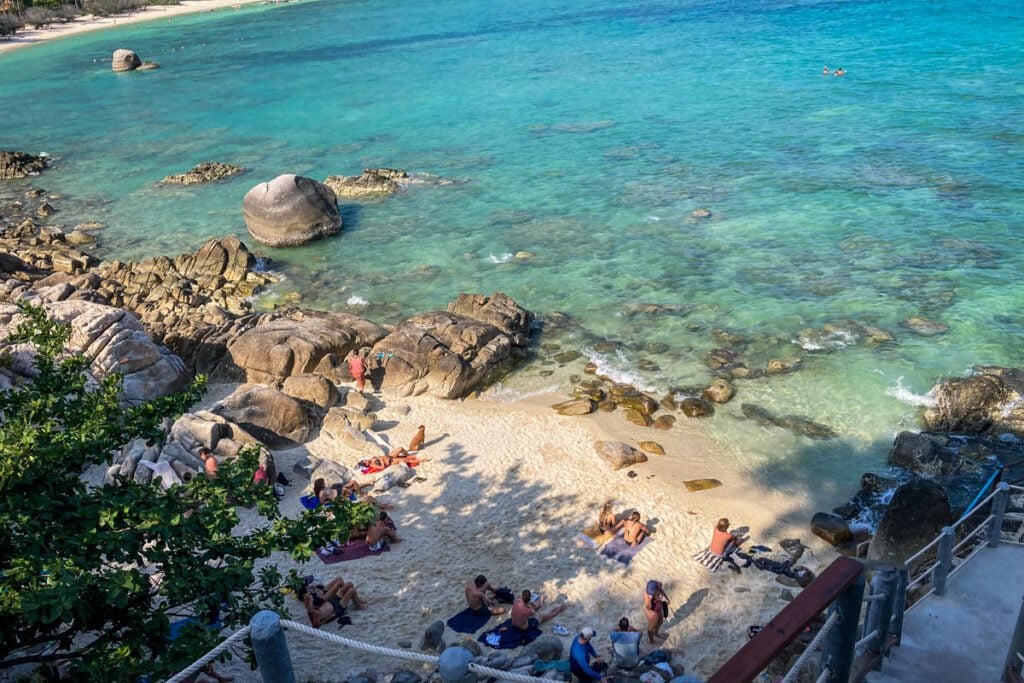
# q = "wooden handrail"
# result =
<box><xmin>708</xmin><ymin>557</ymin><xmax>864</xmax><ymax>683</ymax></box>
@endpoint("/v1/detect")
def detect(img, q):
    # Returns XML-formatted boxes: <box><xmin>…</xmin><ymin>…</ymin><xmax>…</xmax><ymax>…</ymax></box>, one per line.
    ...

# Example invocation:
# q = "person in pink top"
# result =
<box><xmin>347</xmin><ymin>352</ymin><xmax>367</xmax><ymax>392</ymax></box>
<box><xmin>253</xmin><ymin>464</ymin><xmax>269</xmax><ymax>485</ymax></box>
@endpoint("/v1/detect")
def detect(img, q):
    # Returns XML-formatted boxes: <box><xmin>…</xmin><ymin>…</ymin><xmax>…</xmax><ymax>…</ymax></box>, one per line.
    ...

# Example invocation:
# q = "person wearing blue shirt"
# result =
<box><xmin>569</xmin><ymin>627</ymin><xmax>607</xmax><ymax>683</ymax></box>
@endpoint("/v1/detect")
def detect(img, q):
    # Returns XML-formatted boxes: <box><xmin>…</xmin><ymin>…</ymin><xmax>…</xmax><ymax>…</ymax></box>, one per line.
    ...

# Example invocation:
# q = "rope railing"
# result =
<box><xmin>854</xmin><ymin>630</ymin><xmax>878</xmax><ymax>655</ymax></box>
<box><xmin>862</xmin><ymin>593</ymin><xmax>887</xmax><ymax>603</ymax></box>
<box><xmin>779</xmin><ymin>612</ymin><xmax>840</xmax><ymax>683</ymax></box>
<box><xmin>165</xmin><ymin>626</ymin><xmax>252</xmax><ymax>683</ymax></box>
<box><xmin>278</xmin><ymin>619</ymin><xmax>543</xmax><ymax>683</ymax></box>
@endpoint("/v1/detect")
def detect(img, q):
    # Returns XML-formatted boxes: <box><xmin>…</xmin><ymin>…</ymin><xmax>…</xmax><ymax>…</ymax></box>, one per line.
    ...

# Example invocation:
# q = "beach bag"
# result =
<box><xmin>494</xmin><ymin>587</ymin><xmax>515</xmax><ymax>604</ymax></box>
<box><xmin>642</xmin><ymin>650</ymin><xmax>670</xmax><ymax>666</ymax></box>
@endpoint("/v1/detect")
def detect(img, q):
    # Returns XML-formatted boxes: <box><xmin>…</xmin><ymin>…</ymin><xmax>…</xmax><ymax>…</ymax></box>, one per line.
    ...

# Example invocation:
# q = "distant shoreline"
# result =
<box><xmin>0</xmin><ymin>0</ymin><xmax>274</xmax><ymax>55</ymax></box>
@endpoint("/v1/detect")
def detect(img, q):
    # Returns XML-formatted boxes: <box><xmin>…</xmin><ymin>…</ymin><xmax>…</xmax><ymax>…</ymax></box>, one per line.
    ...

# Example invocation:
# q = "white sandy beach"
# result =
<box><xmin>0</xmin><ymin>0</ymin><xmax>272</xmax><ymax>54</ymax></box>
<box><xmin>215</xmin><ymin>384</ymin><xmax>839</xmax><ymax>682</ymax></box>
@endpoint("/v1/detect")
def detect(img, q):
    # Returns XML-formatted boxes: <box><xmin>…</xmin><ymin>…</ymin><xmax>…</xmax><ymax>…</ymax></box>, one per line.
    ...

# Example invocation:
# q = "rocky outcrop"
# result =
<box><xmin>111</xmin><ymin>49</ymin><xmax>142</xmax><ymax>72</ymax></box>
<box><xmin>282</xmin><ymin>373</ymin><xmax>339</xmax><ymax>409</ymax></box>
<box><xmin>0</xmin><ymin>151</ymin><xmax>48</xmax><ymax>180</ymax></box>
<box><xmin>923</xmin><ymin>366</ymin><xmax>1024</xmax><ymax>439</ymax></box>
<box><xmin>371</xmin><ymin>293</ymin><xmax>533</xmax><ymax>399</ymax></box>
<box><xmin>226</xmin><ymin>308</ymin><xmax>388</xmax><ymax>384</ymax></box>
<box><xmin>594</xmin><ymin>441</ymin><xmax>648</xmax><ymax>471</ymax></box>
<box><xmin>810</xmin><ymin>512</ymin><xmax>853</xmax><ymax>546</ymax></box>
<box><xmin>162</xmin><ymin>162</ymin><xmax>244</xmax><ymax>185</ymax></box>
<box><xmin>211</xmin><ymin>383</ymin><xmax>312</xmax><ymax>448</ymax></box>
<box><xmin>242</xmin><ymin>174</ymin><xmax>342</xmax><ymax>247</ymax></box>
<box><xmin>887</xmin><ymin>431</ymin><xmax>962</xmax><ymax>477</ymax></box>
<box><xmin>868</xmin><ymin>479</ymin><xmax>952</xmax><ymax>566</ymax></box>
<box><xmin>324</xmin><ymin>168</ymin><xmax>407</xmax><ymax>198</ymax></box>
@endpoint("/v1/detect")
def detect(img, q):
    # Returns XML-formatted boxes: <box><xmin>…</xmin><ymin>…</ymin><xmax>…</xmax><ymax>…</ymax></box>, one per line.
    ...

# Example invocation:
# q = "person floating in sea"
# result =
<box><xmin>612</xmin><ymin>511</ymin><xmax>649</xmax><ymax>546</ymax></box>
<box><xmin>465</xmin><ymin>575</ymin><xmax>506</xmax><ymax>616</ymax></box>
<box><xmin>643</xmin><ymin>580</ymin><xmax>670</xmax><ymax>644</ymax></box>
<box><xmin>834</xmin><ymin>67</ymin><xmax>846</xmax><ymax>76</ymax></box>
<box><xmin>510</xmin><ymin>590</ymin><xmax>568</xmax><ymax>631</ymax></box>
<box><xmin>822</xmin><ymin>65</ymin><xmax>830</xmax><ymax>75</ymax></box>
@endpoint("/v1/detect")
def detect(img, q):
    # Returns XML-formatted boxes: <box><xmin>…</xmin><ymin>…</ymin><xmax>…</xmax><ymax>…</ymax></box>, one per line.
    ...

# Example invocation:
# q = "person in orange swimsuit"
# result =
<box><xmin>347</xmin><ymin>352</ymin><xmax>367</xmax><ymax>393</ymax></box>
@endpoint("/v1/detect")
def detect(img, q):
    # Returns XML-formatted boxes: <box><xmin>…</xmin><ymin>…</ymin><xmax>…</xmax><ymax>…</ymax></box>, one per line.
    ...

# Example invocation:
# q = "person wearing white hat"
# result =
<box><xmin>570</xmin><ymin>626</ymin><xmax>607</xmax><ymax>683</ymax></box>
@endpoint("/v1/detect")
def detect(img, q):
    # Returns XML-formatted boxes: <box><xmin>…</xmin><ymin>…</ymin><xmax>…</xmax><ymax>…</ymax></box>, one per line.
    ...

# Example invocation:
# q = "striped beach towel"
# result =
<box><xmin>692</xmin><ymin>546</ymin><xmax>725</xmax><ymax>573</ymax></box>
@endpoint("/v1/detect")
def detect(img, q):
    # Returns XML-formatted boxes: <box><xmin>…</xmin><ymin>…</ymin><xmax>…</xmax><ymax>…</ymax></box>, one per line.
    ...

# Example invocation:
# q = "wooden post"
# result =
<box><xmin>891</xmin><ymin>568</ymin><xmax>909</xmax><ymax>647</ymax></box>
<box><xmin>1003</xmin><ymin>595</ymin><xmax>1024</xmax><ymax>682</ymax></box>
<box><xmin>250</xmin><ymin>611</ymin><xmax>296</xmax><ymax>683</ymax></box>
<box><xmin>990</xmin><ymin>482</ymin><xmax>1011</xmax><ymax>548</ymax></box>
<box><xmin>821</xmin><ymin>570</ymin><xmax>865</xmax><ymax>683</ymax></box>
<box><xmin>933</xmin><ymin>527</ymin><xmax>955</xmax><ymax>596</ymax></box>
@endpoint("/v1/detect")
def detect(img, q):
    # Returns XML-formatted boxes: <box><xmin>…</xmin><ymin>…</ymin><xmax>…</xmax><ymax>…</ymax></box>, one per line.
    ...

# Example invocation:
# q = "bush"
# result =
<box><xmin>0</xmin><ymin>13</ymin><xmax>25</xmax><ymax>36</ymax></box>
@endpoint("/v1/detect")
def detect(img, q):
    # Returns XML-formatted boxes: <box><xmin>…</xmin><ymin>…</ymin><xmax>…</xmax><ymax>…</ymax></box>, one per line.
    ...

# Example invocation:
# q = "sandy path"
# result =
<box><xmin>0</xmin><ymin>0</ymin><xmax>277</xmax><ymax>55</ymax></box>
<box><xmin>221</xmin><ymin>387</ymin><xmax>840</xmax><ymax>681</ymax></box>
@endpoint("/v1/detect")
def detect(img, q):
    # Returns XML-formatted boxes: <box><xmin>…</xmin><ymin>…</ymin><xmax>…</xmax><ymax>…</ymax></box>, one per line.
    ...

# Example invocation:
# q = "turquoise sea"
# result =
<box><xmin>2</xmin><ymin>0</ymin><xmax>1023</xmax><ymax>499</ymax></box>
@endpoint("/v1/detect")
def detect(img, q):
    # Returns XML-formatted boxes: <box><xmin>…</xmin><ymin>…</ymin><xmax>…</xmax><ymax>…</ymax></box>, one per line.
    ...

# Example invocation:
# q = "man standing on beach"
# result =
<box><xmin>465</xmin><ymin>575</ymin><xmax>505</xmax><ymax>616</ymax></box>
<box><xmin>510</xmin><ymin>590</ymin><xmax>567</xmax><ymax>630</ymax></box>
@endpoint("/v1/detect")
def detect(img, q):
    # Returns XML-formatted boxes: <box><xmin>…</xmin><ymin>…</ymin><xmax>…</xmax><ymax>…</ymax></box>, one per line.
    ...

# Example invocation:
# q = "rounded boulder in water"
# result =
<box><xmin>242</xmin><ymin>174</ymin><xmax>342</xmax><ymax>248</ymax></box>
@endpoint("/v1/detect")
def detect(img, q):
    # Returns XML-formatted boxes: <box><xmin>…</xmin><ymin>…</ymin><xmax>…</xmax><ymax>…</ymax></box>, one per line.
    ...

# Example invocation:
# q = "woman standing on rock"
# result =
<box><xmin>347</xmin><ymin>351</ymin><xmax>367</xmax><ymax>393</ymax></box>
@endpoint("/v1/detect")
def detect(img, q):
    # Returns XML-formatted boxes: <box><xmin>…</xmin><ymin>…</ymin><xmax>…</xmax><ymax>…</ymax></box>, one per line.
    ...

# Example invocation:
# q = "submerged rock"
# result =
<box><xmin>903</xmin><ymin>316</ymin><xmax>949</xmax><ymax>337</ymax></box>
<box><xmin>0</xmin><ymin>151</ymin><xmax>48</xmax><ymax>180</ymax></box>
<box><xmin>242</xmin><ymin>174</ymin><xmax>342</xmax><ymax>247</ymax></box>
<box><xmin>741</xmin><ymin>403</ymin><xmax>837</xmax><ymax>440</ymax></box>
<box><xmin>162</xmin><ymin>162</ymin><xmax>244</xmax><ymax>185</ymax></box>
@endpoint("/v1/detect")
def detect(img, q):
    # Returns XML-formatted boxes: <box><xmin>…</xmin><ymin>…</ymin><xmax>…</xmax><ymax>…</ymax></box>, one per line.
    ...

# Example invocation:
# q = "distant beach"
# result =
<box><xmin>0</xmin><ymin>0</ymin><xmax>271</xmax><ymax>54</ymax></box>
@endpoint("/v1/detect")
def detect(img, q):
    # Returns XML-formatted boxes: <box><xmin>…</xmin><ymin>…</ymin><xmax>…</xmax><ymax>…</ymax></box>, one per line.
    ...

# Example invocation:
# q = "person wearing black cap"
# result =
<box><xmin>570</xmin><ymin>627</ymin><xmax>607</xmax><ymax>683</ymax></box>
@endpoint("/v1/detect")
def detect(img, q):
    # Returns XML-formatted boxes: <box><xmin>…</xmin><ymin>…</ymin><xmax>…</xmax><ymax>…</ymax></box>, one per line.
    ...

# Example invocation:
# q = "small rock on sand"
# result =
<box><xmin>683</xmin><ymin>478</ymin><xmax>722</xmax><ymax>492</ymax></box>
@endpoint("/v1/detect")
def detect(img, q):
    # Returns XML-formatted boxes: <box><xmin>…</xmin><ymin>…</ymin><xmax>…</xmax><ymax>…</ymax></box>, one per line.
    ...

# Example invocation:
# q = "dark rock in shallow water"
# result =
<box><xmin>741</xmin><ymin>403</ymin><xmax>837</xmax><ymax>440</ymax></box>
<box><xmin>903</xmin><ymin>316</ymin><xmax>949</xmax><ymax>337</ymax></box>
<box><xmin>860</xmin><ymin>472</ymin><xmax>899</xmax><ymax>496</ymax></box>
<box><xmin>679</xmin><ymin>397</ymin><xmax>714</xmax><ymax>418</ymax></box>
<box><xmin>924</xmin><ymin>366</ymin><xmax>1024</xmax><ymax>439</ymax></box>
<box><xmin>162</xmin><ymin>162</ymin><xmax>244</xmax><ymax>185</ymax></box>
<box><xmin>324</xmin><ymin>168</ymin><xmax>406</xmax><ymax>198</ymax></box>
<box><xmin>868</xmin><ymin>479</ymin><xmax>952</xmax><ymax>566</ymax></box>
<box><xmin>700</xmin><ymin>377</ymin><xmax>735</xmax><ymax>404</ymax></box>
<box><xmin>0</xmin><ymin>151</ymin><xmax>48</xmax><ymax>180</ymax></box>
<box><xmin>810</xmin><ymin>512</ymin><xmax>853</xmax><ymax>546</ymax></box>
<box><xmin>887</xmin><ymin>431</ymin><xmax>964</xmax><ymax>478</ymax></box>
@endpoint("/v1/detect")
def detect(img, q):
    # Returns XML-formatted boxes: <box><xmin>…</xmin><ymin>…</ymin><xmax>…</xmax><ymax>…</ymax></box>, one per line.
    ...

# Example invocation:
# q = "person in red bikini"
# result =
<box><xmin>347</xmin><ymin>351</ymin><xmax>367</xmax><ymax>393</ymax></box>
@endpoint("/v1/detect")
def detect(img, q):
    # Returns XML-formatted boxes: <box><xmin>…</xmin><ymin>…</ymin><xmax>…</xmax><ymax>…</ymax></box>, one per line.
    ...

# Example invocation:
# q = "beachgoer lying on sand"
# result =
<box><xmin>358</xmin><ymin>447</ymin><xmax>429</xmax><ymax>472</ymax></box>
<box><xmin>598</xmin><ymin>501</ymin><xmax>617</xmax><ymax>533</ymax></box>
<box><xmin>643</xmin><ymin>580</ymin><xmax>670</xmax><ymax>644</ymax></box>
<box><xmin>613</xmin><ymin>511</ymin><xmax>649</xmax><ymax>546</ymax></box>
<box><xmin>511</xmin><ymin>590</ymin><xmax>568</xmax><ymax>631</ymax></box>
<box><xmin>366</xmin><ymin>510</ymin><xmax>401</xmax><ymax>550</ymax></box>
<box><xmin>465</xmin><ymin>575</ymin><xmax>506</xmax><ymax>616</ymax></box>
<box><xmin>409</xmin><ymin>425</ymin><xmax>426</xmax><ymax>452</ymax></box>
<box><xmin>300</xmin><ymin>577</ymin><xmax>366</xmax><ymax>628</ymax></box>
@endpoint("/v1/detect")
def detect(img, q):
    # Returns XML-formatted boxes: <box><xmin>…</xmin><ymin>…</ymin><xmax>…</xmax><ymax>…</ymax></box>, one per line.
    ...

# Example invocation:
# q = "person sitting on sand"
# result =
<box><xmin>598</xmin><ymin>501</ymin><xmax>617</xmax><ymax>534</ymax></box>
<box><xmin>711</xmin><ymin>517</ymin><xmax>747</xmax><ymax>572</ymax></box>
<box><xmin>643</xmin><ymin>580</ymin><xmax>669</xmax><ymax>644</ymax></box>
<box><xmin>409</xmin><ymin>425</ymin><xmax>426</xmax><ymax>452</ymax></box>
<box><xmin>465</xmin><ymin>575</ymin><xmax>506</xmax><ymax>616</ymax></box>
<box><xmin>365</xmin><ymin>510</ymin><xmax>401</xmax><ymax>551</ymax></box>
<box><xmin>300</xmin><ymin>577</ymin><xmax>366</xmax><ymax>628</ymax></box>
<box><xmin>198</xmin><ymin>447</ymin><xmax>218</xmax><ymax>479</ymax></box>
<box><xmin>510</xmin><ymin>589</ymin><xmax>568</xmax><ymax>631</ymax></box>
<box><xmin>614</xmin><ymin>617</ymin><xmax>638</xmax><ymax>633</ymax></box>
<box><xmin>613</xmin><ymin>511</ymin><xmax>649</xmax><ymax>546</ymax></box>
<box><xmin>609</xmin><ymin>617</ymin><xmax>641</xmax><ymax>668</ymax></box>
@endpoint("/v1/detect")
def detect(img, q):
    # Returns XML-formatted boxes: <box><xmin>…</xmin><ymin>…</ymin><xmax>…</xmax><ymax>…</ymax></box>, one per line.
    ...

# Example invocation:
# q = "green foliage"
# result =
<box><xmin>0</xmin><ymin>305</ymin><xmax>358</xmax><ymax>680</ymax></box>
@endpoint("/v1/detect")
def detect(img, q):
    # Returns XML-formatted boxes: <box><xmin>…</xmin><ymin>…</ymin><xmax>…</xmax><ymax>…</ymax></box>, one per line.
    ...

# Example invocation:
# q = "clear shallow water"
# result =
<box><xmin>2</xmin><ymin>0</ymin><xmax>1023</xmax><ymax>491</ymax></box>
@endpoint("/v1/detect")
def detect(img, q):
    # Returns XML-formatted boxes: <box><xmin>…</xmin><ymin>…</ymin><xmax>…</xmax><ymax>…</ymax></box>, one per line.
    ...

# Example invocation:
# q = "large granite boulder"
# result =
<box><xmin>162</xmin><ymin>162</ymin><xmax>244</xmax><ymax>185</ymax></box>
<box><xmin>923</xmin><ymin>367</ymin><xmax>1024</xmax><ymax>439</ymax></box>
<box><xmin>594</xmin><ymin>441</ymin><xmax>648</xmax><ymax>471</ymax></box>
<box><xmin>323</xmin><ymin>168</ymin><xmax>407</xmax><ymax>198</ymax></box>
<box><xmin>226</xmin><ymin>309</ymin><xmax>388</xmax><ymax>384</ymax></box>
<box><xmin>371</xmin><ymin>293</ymin><xmax>533</xmax><ymax>399</ymax></box>
<box><xmin>887</xmin><ymin>431</ymin><xmax>961</xmax><ymax>477</ymax></box>
<box><xmin>282</xmin><ymin>373</ymin><xmax>339</xmax><ymax>409</ymax></box>
<box><xmin>112</xmin><ymin>49</ymin><xmax>142</xmax><ymax>72</ymax></box>
<box><xmin>242</xmin><ymin>174</ymin><xmax>342</xmax><ymax>247</ymax></box>
<box><xmin>211</xmin><ymin>383</ymin><xmax>312</xmax><ymax>448</ymax></box>
<box><xmin>868</xmin><ymin>479</ymin><xmax>952</xmax><ymax>566</ymax></box>
<box><xmin>39</xmin><ymin>301</ymin><xmax>189</xmax><ymax>406</ymax></box>
<box><xmin>0</xmin><ymin>151</ymin><xmax>48</xmax><ymax>180</ymax></box>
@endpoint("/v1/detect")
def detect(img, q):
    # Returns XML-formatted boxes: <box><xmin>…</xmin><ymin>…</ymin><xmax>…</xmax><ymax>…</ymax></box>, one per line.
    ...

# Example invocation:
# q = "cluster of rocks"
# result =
<box><xmin>161</xmin><ymin>162</ymin><xmax>245</xmax><ymax>185</ymax></box>
<box><xmin>0</xmin><ymin>151</ymin><xmax>48</xmax><ymax>180</ymax></box>
<box><xmin>324</xmin><ymin>168</ymin><xmax>409</xmax><ymax>198</ymax></box>
<box><xmin>111</xmin><ymin>48</ymin><xmax>160</xmax><ymax>72</ymax></box>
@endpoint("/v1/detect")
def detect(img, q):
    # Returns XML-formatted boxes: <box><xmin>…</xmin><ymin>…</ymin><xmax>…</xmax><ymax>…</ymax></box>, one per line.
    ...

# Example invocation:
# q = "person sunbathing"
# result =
<box><xmin>300</xmin><ymin>577</ymin><xmax>366</xmax><ymax>628</ymax></box>
<box><xmin>510</xmin><ymin>590</ymin><xmax>568</xmax><ymax>631</ymax></box>
<box><xmin>613</xmin><ymin>511</ymin><xmax>649</xmax><ymax>546</ymax></box>
<box><xmin>365</xmin><ymin>510</ymin><xmax>401</xmax><ymax>551</ymax></box>
<box><xmin>358</xmin><ymin>447</ymin><xmax>428</xmax><ymax>471</ymax></box>
<box><xmin>465</xmin><ymin>575</ymin><xmax>505</xmax><ymax>616</ymax></box>
<box><xmin>598</xmin><ymin>501</ymin><xmax>617</xmax><ymax>533</ymax></box>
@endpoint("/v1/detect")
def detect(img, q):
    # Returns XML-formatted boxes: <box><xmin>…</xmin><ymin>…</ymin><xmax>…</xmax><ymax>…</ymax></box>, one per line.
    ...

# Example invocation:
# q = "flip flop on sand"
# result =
<box><xmin>552</xmin><ymin>624</ymin><xmax>570</xmax><ymax>636</ymax></box>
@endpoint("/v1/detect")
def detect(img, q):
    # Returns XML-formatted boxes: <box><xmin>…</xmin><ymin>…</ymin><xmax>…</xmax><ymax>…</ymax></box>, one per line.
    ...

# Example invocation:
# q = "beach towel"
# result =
<box><xmin>300</xmin><ymin>495</ymin><xmax>321</xmax><ymax>511</ymax></box>
<box><xmin>478</xmin><ymin>618</ymin><xmax>542</xmax><ymax>649</ymax></box>
<box><xmin>446</xmin><ymin>607</ymin><xmax>494</xmax><ymax>634</ymax></box>
<box><xmin>576</xmin><ymin>524</ymin><xmax>614</xmax><ymax>550</ymax></box>
<box><xmin>692</xmin><ymin>546</ymin><xmax>725</xmax><ymax>573</ymax></box>
<box><xmin>602</xmin><ymin>535</ymin><xmax>652</xmax><ymax>564</ymax></box>
<box><xmin>316</xmin><ymin>540</ymin><xmax>391</xmax><ymax>565</ymax></box>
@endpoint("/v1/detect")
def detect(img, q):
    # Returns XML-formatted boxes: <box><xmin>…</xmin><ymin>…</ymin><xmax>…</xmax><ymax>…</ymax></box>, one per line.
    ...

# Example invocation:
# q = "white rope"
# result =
<box><xmin>164</xmin><ymin>626</ymin><xmax>251</xmax><ymax>683</ymax></box>
<box><xmin>815</xmin><ymin>666</ymin><xmax>832</xmax><ymax>683</ymax></box>
<box><xmin>280</xmin><ymin>619</ymin><xmax>551</xmax><ymax>683</ymax></box>
<box><xmin>780</xmin><ymin>612</ymin><xmax>840</xmax><ymax>683</ymax></box>
<box><xmin>855</xmin><ymin>629</ymin><xmax>879</xmax><ymax>654</ymax></box>
<box><xmin>952</xmin><ymin>515</ymin><xmax>993</xmax><ymax>554</ymax></box>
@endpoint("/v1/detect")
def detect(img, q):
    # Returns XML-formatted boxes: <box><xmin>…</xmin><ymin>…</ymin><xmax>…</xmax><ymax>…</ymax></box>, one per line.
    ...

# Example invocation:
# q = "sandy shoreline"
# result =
<box><xmin>0</xmin><ymin>0</ymin><xmax>273</xmax><ymax>55</ymax></box>
<box><xmin>215</xmin><ymin>383</ymin><xmax>838</xmax><ymax>681</ymax></box>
